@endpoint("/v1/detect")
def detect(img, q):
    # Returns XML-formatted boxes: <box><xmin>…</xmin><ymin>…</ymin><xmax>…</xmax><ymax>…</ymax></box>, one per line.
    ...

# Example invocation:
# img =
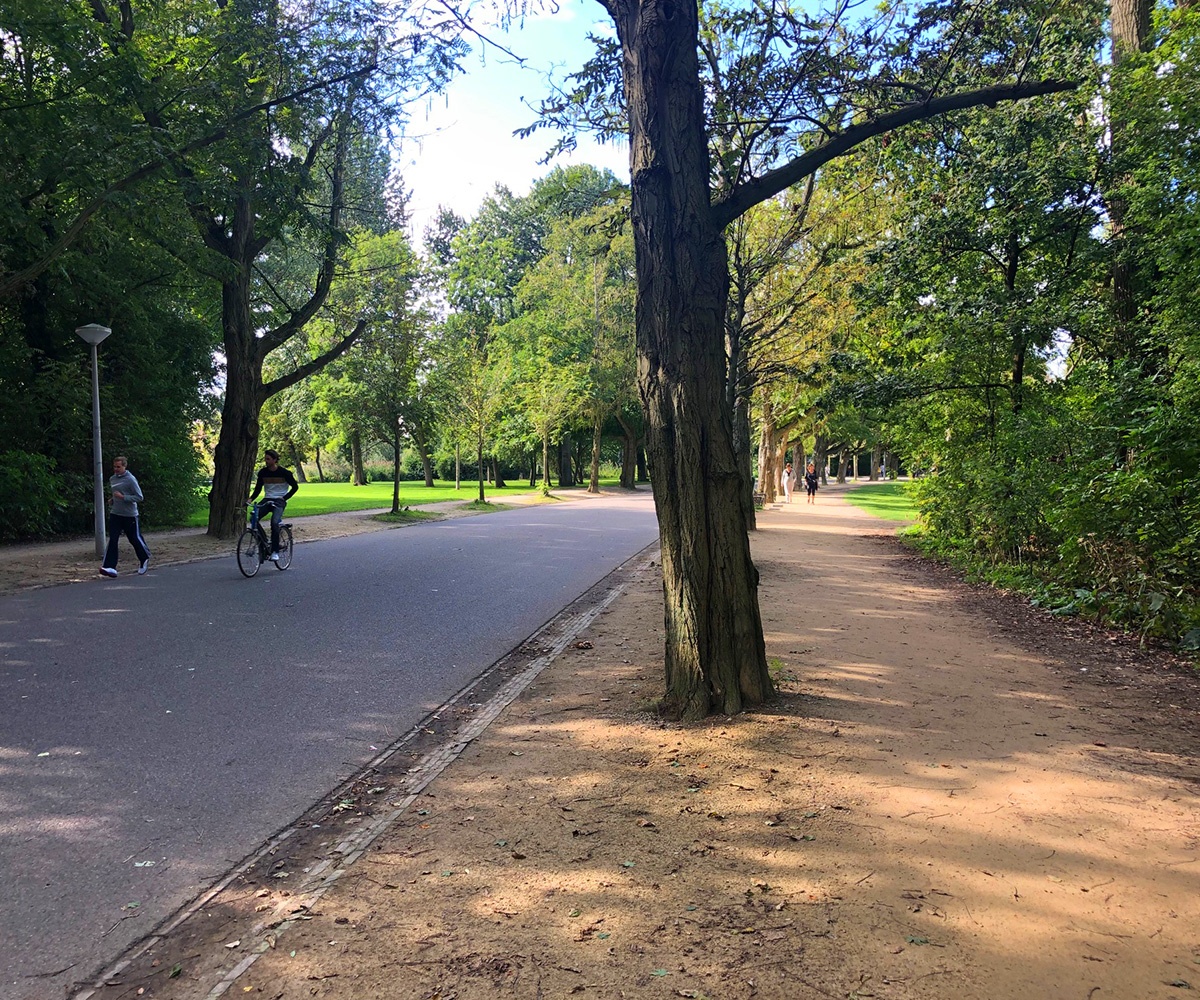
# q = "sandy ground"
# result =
<box><xmin>18</xmin><ymin>486</ymin><xmax>1200</xmax><ymax>1000</ymax></box>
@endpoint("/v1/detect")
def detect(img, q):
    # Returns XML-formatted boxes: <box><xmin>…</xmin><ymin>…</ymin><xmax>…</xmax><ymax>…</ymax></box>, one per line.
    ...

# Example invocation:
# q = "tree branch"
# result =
<box><xmin>0</xmin><ymin>64</ymin><xmax>375</xmax><ymax>297</ymax></box>
<box><xmin>261</xmin><ymin>319</ymin><xmax>367</xmax><ymax>399</ymax></box>
<box><xmin>711</xmin><ymin>79</ymin><xmax>1078</xmax><ymax>230</ymax></box>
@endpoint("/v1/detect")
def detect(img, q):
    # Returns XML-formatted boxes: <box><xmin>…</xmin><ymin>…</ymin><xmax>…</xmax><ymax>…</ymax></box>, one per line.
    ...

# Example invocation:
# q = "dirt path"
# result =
<box><xmin>77</xmin><ymin>487</ymin><xmax>1200</xmax><ymax>1000</ymax></box>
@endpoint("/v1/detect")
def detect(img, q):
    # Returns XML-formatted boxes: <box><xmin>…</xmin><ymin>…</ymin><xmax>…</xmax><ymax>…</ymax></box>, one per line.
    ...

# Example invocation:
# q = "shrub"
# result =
<box><xmin>0</xmin><ymin>451</ymin><xmax>67</xmax><ymax>540</ymax></box>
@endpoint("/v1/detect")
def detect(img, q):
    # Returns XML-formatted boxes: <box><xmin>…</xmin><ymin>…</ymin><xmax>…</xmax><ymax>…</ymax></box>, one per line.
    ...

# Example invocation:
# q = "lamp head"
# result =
<box><xmin>75</xmin><ymin>324</ymin><xmax>112</xmax><ymax>346</ymax></box>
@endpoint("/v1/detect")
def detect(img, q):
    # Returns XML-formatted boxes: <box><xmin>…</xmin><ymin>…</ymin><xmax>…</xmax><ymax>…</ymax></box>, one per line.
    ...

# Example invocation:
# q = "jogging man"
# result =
<box><xmin>100</xmin><ymin>455</ymin><xmax>150</xmax><ymax>577</ymax></box>
<box><xmin>248</xmin><ymin>449</ymin><xmax>299</xmax><ymax>561</ymax></box>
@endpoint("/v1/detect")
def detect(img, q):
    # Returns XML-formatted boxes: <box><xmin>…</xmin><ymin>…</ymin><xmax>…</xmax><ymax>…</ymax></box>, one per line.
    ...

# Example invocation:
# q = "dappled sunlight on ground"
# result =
<box><xmin>79</xmin><ymin>490</ymin><xmax>1200</xmax><ymax>1000</ymax></box>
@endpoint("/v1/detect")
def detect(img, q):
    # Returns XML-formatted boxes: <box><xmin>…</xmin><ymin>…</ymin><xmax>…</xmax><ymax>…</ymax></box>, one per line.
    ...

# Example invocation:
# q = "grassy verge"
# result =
<box><xmin>843</xmin><ymin>482</ymin><xmax>919</xmax><ymax>522</ymax></box>
<box><xmin>183</xmin><ymin>480</ymin><xmax>567</xmax><ymax>527</ymax></box>
<box><xmin>370</xmin><ymin>509</ymin><xmax>444</xmax><ymax>524</ymax></box>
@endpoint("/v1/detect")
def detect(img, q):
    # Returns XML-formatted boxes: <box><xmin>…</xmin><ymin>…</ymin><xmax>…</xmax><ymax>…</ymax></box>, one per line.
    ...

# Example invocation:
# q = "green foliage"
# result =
<box><xmin>0</xmin><ymin>451</ymin><xmax>66</xmax><ymax>540</ymax></box>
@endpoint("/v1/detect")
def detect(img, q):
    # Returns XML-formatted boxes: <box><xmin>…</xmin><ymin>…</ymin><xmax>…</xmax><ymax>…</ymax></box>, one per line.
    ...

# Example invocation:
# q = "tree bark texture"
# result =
<box><xmin>209</xmin><ymin>271</ymin><xmax>264</xmax><ymax>538</ymax></box>
<box><xmin>617</xmin><ymin>413</ymin><xmax>638</xmax><ymax>489</ymax></box>
<box><xmin>351</xmin><ymin>432</ymin><xmax>366</xmax><ymax>486</ymax></box>
<box><xmin>558</xmin><ymin>436</ymin><xmax>575</xmax><ymax>487</ymax></box>
<box><xmin>609</xmin><ymin>0</ymin><xmax>771</xmax><ymax>719</ymax></box>
<box><xmin>590</xmin><ymin>412</ymin><xmax>603</xmax><ymax>493</ymax></box>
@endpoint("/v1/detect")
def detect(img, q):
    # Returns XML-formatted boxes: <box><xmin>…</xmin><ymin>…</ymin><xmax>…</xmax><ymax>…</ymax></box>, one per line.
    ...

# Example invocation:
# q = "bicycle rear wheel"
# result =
<box><xmin>237</xmin><ymin>528</ymin><xmax>262</xmax><ymax>577</ymax></box>
<box><xmin>274</xmin><ymin>526</ymin><xmax>293</xmax><ymax>570</ymax></box>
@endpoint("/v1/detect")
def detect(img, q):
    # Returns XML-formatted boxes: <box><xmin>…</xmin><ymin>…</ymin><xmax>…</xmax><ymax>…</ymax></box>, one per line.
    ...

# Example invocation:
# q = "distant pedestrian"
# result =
<box><xmin>100</xmin><ymin>456</ymin><xmax>150</xmax><ymax>577</ymax></box>
<box><xmin>804</xmin><ymin>462</ymin><xmax>820</xmax><ymax>504</ymax></box>
<box><xmin>781</xmin><ymin>462</ymin><xmax>794</xmax><ymax>503</ymax></box>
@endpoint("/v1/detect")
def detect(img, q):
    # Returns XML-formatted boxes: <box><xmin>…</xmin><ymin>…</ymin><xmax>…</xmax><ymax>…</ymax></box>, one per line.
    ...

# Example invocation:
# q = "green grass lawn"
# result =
<box><xmin>183</xmin><ymin>479</ymin><xmax>613</xmax><ymax>527</ymax></box>
<box><xmin>843</xmin><ymin>481</ymin><xmax>920</xmax><ymax>522</ymax></box>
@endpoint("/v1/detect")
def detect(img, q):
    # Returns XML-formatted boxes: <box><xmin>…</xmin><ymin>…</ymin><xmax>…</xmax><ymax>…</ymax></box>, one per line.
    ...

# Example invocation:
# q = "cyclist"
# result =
<box><xmin>248</xmin><ymin>449</ymin><xmax>299</xmax><ymax>562</ymax></box>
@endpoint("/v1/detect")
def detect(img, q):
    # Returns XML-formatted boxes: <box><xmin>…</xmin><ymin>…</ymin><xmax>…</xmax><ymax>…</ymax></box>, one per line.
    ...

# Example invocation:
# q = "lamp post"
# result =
<box><xmin>76</xmin><ymin>324</ymin><xmax>112</xmax><ymax>560</ymax></box>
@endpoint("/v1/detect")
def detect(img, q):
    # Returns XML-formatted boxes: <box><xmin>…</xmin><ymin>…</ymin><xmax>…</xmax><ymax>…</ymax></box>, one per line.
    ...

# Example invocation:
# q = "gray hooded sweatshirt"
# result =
<box><xmin>109</xmin><ymin>469</ymin><xmax>144</xmax><ymax>518</ymax></box>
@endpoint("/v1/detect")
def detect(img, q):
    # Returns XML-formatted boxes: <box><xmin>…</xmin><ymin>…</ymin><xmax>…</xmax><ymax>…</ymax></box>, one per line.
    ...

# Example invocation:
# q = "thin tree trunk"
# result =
<box><xmin>590</xmin><ymin>410</ymin><xmax>603</xmax><ymax>493</ymax></box>
<box><xmin>542</xmin><ymin>434</ymin><xmax>551</xmax><ymax>490</ymax></box>
<box><xmin>454</xmin><ymin>443</ymin><xmax>460</xmax><ymax>490</ymax></box>
<box><xmin>616</xmin><ymin>414</ymin><xmax>638</xmax><ymax>489</ymax></box>
<box><xmin>412</xmin><ymin>423</ymin><xmax>434</xmax><ymax>487</ymax></box>
<box><xmin>477</xmin><ymin>428</ymin><xmax>485</xmax><ymax>503</ymax></box>
<box><xmin>493</xmin><ymin>457</ymin><xmax>506</xmax><ymax>490</ymax></box>
<box><xmin>285</xmin><ymin>439</ymin><xmax>307</xmax><ymax>482</ymax></box>
<box><xmin>558</xmin><ymin>436</ymin><xmax>574</xmax><ymax>487</ymax></box>
<box><xmin>351</xmin><ymin>431</ymin><xmax>366</xmax><ymax>486</ymax></box>
<box><xmin>314</xmin><ymin>444</ymin><xmax>325</xmax><ymax>483</ymax></box>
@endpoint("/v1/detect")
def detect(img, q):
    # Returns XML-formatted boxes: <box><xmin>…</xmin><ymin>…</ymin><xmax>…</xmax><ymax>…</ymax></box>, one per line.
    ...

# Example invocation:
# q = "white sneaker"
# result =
<box><xmin>138</xmin><ymin>558</ymin><xmax>149</xmax><ymax>575</ymax></box>
<box><xmin>100</xmin><ymin>567</ymin><xmax>118</xmax><ymax>578</ymax></box>
<box><xmin>269</xmin><ymin>552</ymin><xmax>279</xmax><ymax>562</ymax></box>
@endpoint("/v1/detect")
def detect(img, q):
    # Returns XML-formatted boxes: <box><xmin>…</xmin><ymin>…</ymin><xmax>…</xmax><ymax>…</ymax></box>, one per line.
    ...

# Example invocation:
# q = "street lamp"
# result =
<box><xmin>76</xmin><ymin>324</ymin><xmax>112</xmax><ymax>560</ymax></box>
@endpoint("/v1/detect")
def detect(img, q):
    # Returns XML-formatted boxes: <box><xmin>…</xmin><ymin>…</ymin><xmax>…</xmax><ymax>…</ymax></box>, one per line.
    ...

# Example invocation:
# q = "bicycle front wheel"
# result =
<box><xmin>237</xmin><ymin>528</ymin><xmax>262</xmax><ymax>577</ymax></box>
<box><xmin>274</xmin><ymin>526</ymin><xmax>293</xmax><ymax>570</ymax></box>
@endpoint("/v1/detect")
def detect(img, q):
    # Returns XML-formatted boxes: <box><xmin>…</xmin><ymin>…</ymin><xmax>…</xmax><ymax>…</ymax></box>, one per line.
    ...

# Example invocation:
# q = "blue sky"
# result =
<box><xmin>396</xmin><ymin>0</ymin><xmax>630</xmax><ymax>244</ymax></box>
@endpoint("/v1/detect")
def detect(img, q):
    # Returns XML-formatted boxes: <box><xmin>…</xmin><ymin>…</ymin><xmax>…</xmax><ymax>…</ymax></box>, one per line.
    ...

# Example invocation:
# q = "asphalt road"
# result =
<box><xmin>0</xmin><ymin>491</ymin><xmax>659</xmax><ymax>1000</ymax></box>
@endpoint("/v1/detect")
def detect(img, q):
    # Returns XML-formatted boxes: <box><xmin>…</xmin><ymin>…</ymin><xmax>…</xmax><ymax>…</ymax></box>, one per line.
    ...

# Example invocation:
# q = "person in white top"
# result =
<box><xmin>780</xmin><ymin>462</ymin><xmax>794</xmax><ymax>502</ymax></box>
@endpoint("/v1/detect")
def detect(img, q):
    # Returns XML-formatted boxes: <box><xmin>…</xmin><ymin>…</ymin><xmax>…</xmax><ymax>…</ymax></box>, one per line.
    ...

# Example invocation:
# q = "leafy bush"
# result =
<box><xmin>0</xmin><ymin>451</ymin><xmax>67</xmax><ymax>540</ymax></box>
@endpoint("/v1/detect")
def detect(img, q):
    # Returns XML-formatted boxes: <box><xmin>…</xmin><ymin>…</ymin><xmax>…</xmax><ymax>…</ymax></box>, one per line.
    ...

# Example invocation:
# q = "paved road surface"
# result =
<box><xmin>0</xmin><ymin>492</ymin><xmax>659</xmax><ymax>1000</ymax></box>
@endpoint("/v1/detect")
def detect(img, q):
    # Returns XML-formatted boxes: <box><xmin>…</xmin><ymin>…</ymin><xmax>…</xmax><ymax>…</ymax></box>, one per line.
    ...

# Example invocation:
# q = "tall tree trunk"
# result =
<box><xmin>759</xmin><ymin>399</ymin><xmax>778</xmax><ymax>503</ymax></box>
<box><xmin>412</xmin><ymin>423</ymin><xmax>434</xmax><ymax>487</ymax></box>
<box><xmin>1108</xmin><ymin>0</ymin><xmax>1154</xmax><ymax>355</ymax></box>
<box><xmin>351</xmin><ymin>431</ymin><xmax>366</xmax><ymax>486</ymax></box>
<box><xmin>734</xmin><ymin>395</ymin><xmax>755</xmax><ymax>530</ymax></box>
<box><xmin>286</xmin><ymin>439</ymin><xmax>307</xmax><ymax>482</ymax></box>
<box><xmin>870</xmin><ymin>444</ymin><xmax>882</xmax><ymax>481</ymax></box>
<box><xmin>542</xmin><ymin>434</ymin><xmax>551</xmax><ymax>490</ymax></box>
<box><xmin>314</xmin><ymin>443</ymin><xmax>325</xmax><ymax>483</ymax></box>
<box><xmin>612</xmin><ymin>0</ymin><xmax>771</xmax><ymax>718</ymax></box>
<box><xmin>209</xmin><ymin>277</ymin><xmax>264</xmax><ymax>538</ymax></box>
<box><xmin>454</xmin><ymin>443</ymin><xmax>460</xmax><ymax>491</ymax></box>
<box><xmin>493</xmin><ymin>457</ymin><xmax>506</xmax><ymax>490</ymax></box>
<box><xmin>836</xmin><ymin>448</ymin><xmax>848</xmax><ymax>484</ymax></box>
<box><xmin>477</xmin><ymin>428</ymin><xmax>485</xmax><ymax>503</ymax></box>
<box><xmin>726</xmin><ymin>299</ymin><xmax>755</xmax><ymax>529</ymax></box>
<box><xmin>590</xmin><ymin>411</ymin><xmax>603</xmax><ymax>493</ymax></box>
<box><xmin>617</xmin><ymin>414</ymin><xmax>638</xmax><ymax>489</ymax></box>
<box><xmin>558</xmin><ymin>436</ymin><xmax>575</xmax><ymax>487</ymax></box>
<box><xmin>636</xmin><ymin>446</ymin><xmax>649</xmax><ymax>483</ymax></box>
<box><xmin>813</xmin><ymin>434</ymin><xmax>829</xmax><ymax>485</ymax></box>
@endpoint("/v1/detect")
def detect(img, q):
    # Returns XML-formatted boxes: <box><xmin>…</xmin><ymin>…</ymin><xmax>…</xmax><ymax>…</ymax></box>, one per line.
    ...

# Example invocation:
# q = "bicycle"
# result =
<box><xmin>237</xmin><ymin>501</ymin><xmax>293</xmax><ymax>577</ymax></box>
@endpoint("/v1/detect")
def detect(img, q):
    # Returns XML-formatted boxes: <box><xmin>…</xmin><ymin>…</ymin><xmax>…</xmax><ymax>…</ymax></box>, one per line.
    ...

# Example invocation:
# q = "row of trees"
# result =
<box><xmin>4</xmin><ymin>0</ymin><xmax>1193</xmax><ymax>716</ymax></box>
<box><xmin>742</xmin><ymin>0</ymin><xmax>1199</xmax><ymax>648</ymax></box>
<box><xmin>258</xmin><ymin>164</ymin><xmax>640</xmax><ymax>508</ymax></box>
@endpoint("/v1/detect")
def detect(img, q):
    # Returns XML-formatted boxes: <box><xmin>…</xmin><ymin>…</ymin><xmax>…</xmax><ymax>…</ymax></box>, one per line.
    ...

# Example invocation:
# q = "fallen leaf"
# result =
<box><xmin>225</xmin><ymin>940</ymin><xmax>240</xmax><ymax>949</ymax></box>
